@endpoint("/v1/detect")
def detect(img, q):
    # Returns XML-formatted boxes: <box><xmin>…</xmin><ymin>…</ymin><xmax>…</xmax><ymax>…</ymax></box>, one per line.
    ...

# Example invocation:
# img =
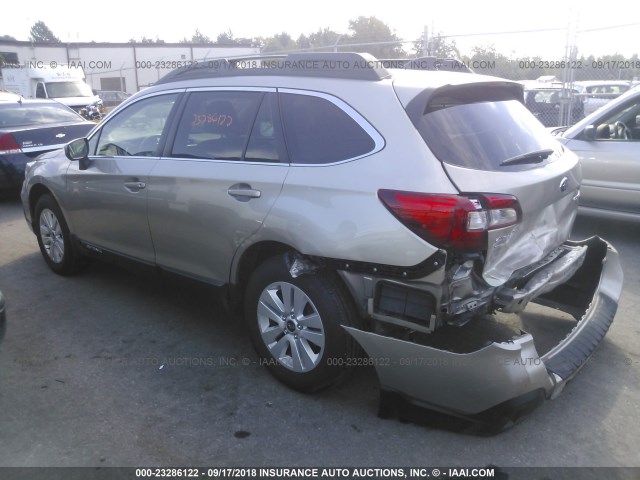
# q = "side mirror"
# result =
<box><xmin>65</xmin><ymin>138</ymin><xmax>90</xmax><ymax>170</ymax></box>
<box><xmin>583</xmin><ymin>125</ymin><xmax>596</xmax><ymax>140</ymax></box>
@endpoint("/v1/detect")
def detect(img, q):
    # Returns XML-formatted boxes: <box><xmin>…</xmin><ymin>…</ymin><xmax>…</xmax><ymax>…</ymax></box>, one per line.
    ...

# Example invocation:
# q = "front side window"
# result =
<box><xmin>171</xmin><ymin>91</ymin><xmax>262</xmax><ymax>161</ymax></box>
<box><xmin>94</xmin><ymin>93</ymin><xmax>178</xmax><ymax>157</ymax></box>
<box><xmin>280</xmin><ymin>93</ymin><xmax>376</xmax><ymax>164</ymax></box>
<box><xmin>587</xmin><ymin>97</ymin><xmax>640</xmax><ymax>141</ymax></box>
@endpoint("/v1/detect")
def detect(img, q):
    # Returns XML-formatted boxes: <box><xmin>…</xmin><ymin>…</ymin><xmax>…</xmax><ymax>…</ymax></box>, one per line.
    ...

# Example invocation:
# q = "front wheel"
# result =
<box><xmin>34</xmin><ymin>194</ymin><xmax>86</xmax><ymax>275</ymax></box>
<box><xmin>244</xmin><ymin>254</ymin><xmax>360</xmax><ymax>392</ymax></box>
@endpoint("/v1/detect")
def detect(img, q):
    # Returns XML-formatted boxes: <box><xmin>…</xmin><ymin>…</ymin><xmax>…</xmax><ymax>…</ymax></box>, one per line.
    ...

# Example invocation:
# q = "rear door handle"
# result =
<box><xmin>124</xmin><ymin>181</ymin><xmax>146</xmax><ymax>191</ymax></box>
<box><xmin>228</xmin><ymin>183</ymin><xmax>261</xmax><ymax>201</ymax></box>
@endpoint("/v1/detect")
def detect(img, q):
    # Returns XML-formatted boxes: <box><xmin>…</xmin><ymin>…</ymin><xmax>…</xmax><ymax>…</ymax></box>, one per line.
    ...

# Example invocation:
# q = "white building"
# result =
<box><xmin>0</xmin><ymin>40</ymin><xmax>259</xmax><ymax>93</ymax></box>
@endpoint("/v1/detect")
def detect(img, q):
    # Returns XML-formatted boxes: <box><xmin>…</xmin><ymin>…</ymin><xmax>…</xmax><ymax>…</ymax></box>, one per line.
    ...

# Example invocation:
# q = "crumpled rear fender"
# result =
<box><xmin>344</xmin><ymin>237</ymin><xmax>623</xmax><ymax>424</ymax></box>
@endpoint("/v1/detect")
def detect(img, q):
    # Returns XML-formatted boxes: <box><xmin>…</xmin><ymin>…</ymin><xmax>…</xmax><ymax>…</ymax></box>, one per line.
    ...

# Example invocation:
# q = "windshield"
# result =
<box><xmin>0</xmin><ymin>104</ymin><xmax>83</xmax><ymax>127</ymax></box>
<box><xmin>418</xmin><ymin>99</ymin><xmax>558</xmax><ymax>171</ymax></box>
<box><xmin>45</xmin><ymin>81</ymin><xmax>93</xmax><ymax>98</ymax></box>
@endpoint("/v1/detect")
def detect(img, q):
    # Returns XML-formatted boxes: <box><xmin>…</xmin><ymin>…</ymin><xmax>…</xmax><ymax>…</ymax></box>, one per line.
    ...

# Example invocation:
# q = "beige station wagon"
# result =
<box><xmin>21</xmin><ymin>53</ymin><xmax>623</xmax><ymax>429</ymax></box>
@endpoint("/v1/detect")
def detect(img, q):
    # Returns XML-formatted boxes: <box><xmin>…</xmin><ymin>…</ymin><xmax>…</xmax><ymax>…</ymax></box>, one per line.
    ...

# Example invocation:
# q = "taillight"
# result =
<box><xmin>378</xmin><ymin>190</ymin><xmax>521</xmax><ymax>251</ymax></box>
<box><xmin>0</xmin><ymin>133</ymin><xmax>22</xmax><ymax>154</ymax></box>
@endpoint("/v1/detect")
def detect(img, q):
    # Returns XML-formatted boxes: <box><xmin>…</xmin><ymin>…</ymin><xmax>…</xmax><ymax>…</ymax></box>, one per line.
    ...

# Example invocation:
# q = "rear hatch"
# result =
<box><xmin>399</xmin><ymin>80</ymin><xmax>581</xmax><ymax>286</ymax></box>
<box><xmin>1</xmin><ymin>101</ymin><xmax>95</xmax><ymax>157</ymax></box>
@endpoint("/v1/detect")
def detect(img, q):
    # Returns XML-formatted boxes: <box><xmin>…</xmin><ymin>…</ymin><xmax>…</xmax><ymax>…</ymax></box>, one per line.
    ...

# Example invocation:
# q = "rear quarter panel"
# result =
<box><xmin>234</xmin><ymin>78</ymin><xmax>457</xmax><ymax>270</ymax></box>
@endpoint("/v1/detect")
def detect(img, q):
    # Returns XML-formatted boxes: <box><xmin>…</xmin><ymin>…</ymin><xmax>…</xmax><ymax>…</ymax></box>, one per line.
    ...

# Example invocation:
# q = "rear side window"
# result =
<box><xmin>418</xmin><ymin>97</ymin><xmax>557</xmax><ymax>171</ymax></box>
<box><xmin>171</xmin><ymin>91</ymin><xmax>262</xmax><ymax>160</ymax></box>
<box><xmin>244</xmin><ymin>93</ymin><xmax>286</xmax><ymax>163</ymax></box>
<box><xmin>280</xmin><ymin>93</ymin><xmax>376</xmax><ymax>164</ymax></box>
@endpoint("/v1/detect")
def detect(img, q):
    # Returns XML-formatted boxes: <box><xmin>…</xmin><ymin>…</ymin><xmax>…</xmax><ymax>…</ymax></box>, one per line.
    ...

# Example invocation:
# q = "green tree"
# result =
<box><xmin>217</xmin><ymin>30</ymin><xmax>237</xmax><ymax>44</ymax></box>
<box><xmin>296</xmin><ymin>34</ymin><xmax>311</xmax><ymax>50</ymax></box>
<box><xmin>462</xmin><ymin>45</ymin><xmax>520</xmax><ymax>78</ymax></box>
<box><xmin>345</xmin><ymin>16</ymin><xmax>404</xmax><ymax>58</ymax></box>
<box><xmin>0</xmin><ymin>35</ymin><xmax>16</xmax><ymax>41</ymax></box>
<box><xmin>180</xmin><ymin>29</ymin><xmax>213</xmax><ymax>44</ymax></box>
<box><xmin>303</xmin><ymin>28</ymin><xmax>342</xmax><ymax>51</ymax></box>
<box><xmin>413</xmin><ymin>33</ymin><xmax>460</xmax><ymax>58</ymax></box>
<box><xmin>129</xmin><ymin>36</ymin><xmax>165</xmax><ymax>44</ymax></box>
<box><xmin>251</xmin><ymin>37</ymin><xmax>266</xmax><ymax>49</ymax></box>
<box><xmin>29</xmin><ymin>21</ymin><xmax>60</xmax><ymax>43</ymax></box>
<box><xmin>215</xmin><ymin>30</ymin><xmax>256</xmax><ymax>46</ymax></box>
<box><xmin>262</xmin><ymin>32</ymin><xmax>297</xmax><ymax>53</ymax></box>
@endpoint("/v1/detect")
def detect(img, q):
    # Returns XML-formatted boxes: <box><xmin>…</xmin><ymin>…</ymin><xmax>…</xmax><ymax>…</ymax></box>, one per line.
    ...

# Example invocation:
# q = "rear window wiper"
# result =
<box><xmin>499</xmin><ymin>148</ymin><xmax>554</xmax><ymax>167</ymax></box>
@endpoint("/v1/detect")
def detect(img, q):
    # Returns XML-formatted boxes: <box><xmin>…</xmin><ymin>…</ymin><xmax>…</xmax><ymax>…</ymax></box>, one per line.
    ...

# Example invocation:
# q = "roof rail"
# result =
<box><xmin>155</xmin><ymin>52</ymin><xmax>392</xmax><ymax>84</ymax></box>
<box><xmin>380</xmin><ymin>56</ymin><xmax>472</xmax><ymax>73</ymax></box>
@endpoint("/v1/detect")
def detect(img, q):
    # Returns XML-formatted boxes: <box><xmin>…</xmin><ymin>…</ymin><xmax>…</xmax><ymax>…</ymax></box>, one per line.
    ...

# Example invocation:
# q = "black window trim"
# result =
<box><xmin>87</xmin><ymin>86</ymin><xmax>385</xmax><ymax>166</ymax></box>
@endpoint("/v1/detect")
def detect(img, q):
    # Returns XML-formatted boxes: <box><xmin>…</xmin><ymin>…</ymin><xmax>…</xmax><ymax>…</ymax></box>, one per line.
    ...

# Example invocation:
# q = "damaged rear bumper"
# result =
<box><xmin>344</xmin><ymin>237</ymin><xmax>623</xmax><ymax>425</ymax></box>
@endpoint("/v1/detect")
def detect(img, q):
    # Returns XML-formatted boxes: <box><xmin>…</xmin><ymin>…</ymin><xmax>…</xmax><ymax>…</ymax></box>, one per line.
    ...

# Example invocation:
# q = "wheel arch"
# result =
<box><xmin>231</xmin><ymin>240</ymin><xmax>294</xmax><ymax>295</ymax></box>
<box><xmin>28</xmin><ymin>184</ymin><xmax>56</xmax><ymax>230</ymax></box>
<box><xmin>231</xmin><ymin>240</ymin><xmax>364</xmax><ymax>320</ymax></box>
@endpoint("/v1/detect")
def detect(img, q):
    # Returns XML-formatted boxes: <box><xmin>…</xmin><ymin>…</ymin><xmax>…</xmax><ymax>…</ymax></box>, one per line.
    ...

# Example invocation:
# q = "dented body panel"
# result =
<box><xmin>443</xmin><ymin>155</ymin><xmax>581</xmax><ymax>287</ymax></box>
<box><xmin>345</xmin><ymin>237</ymin><xmax>623</xmax><ymax>418</ymax></box>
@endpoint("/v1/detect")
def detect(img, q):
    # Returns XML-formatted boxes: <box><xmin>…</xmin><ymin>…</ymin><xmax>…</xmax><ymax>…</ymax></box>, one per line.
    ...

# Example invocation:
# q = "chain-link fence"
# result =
<box><xmin>4</xmin><ymin>25</ymin><xmax>637</xmax><ymax>128</ymax></box>
<box><xmin>321</xmin><ymin>28</ymin><xmax>640</xmax><ymax>129</ymax></box>
<box><xmin>455</xmin><ymin>58</ymin><xmax>639</xmax><ymax>128</ymax></box>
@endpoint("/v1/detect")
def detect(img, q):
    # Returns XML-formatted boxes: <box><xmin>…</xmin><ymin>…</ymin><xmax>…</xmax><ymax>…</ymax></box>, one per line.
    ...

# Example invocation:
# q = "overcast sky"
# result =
<box><xmin>2</xmin><ymin>0</ymin><xmax>639</xmax><ymax>58</ymax></box>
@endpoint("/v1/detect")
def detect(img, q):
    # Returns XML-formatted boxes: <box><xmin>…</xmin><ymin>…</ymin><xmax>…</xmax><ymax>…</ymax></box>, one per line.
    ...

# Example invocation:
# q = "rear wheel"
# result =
<box><xmin>34</xmin><ymin>194</ymin><xmax>86</xmax><ymax>275</ymax></box>
<box><xmin>244</xmin><ymin>254</ymin><xmax>360</xmax><ymax>392</ymax></box>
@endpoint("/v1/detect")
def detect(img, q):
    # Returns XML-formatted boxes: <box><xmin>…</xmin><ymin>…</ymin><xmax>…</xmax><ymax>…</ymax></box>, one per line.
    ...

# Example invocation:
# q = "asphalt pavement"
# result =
<box><xmin>0</xmin><ymin>195</ymin><xmax>638</xmax><ymax>472</ymax></box>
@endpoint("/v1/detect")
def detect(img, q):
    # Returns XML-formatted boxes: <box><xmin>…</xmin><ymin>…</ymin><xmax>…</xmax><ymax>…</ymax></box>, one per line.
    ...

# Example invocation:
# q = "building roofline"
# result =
<box><xmin>0</xmin><ymin>39</ymin><xmax>254</xmax><ymax>48</ymax></box>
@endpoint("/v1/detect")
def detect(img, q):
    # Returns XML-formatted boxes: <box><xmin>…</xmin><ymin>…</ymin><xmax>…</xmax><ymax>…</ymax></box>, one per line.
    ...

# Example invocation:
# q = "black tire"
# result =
<box><xmin>244</xmin><ymin>254</ymin><xmax>360</xmax><ymax>393</ymax></box>
<box><xmin>34</xmin><ymin>194</ymin><xmax>87</xmax><ymax>276</ymax></box>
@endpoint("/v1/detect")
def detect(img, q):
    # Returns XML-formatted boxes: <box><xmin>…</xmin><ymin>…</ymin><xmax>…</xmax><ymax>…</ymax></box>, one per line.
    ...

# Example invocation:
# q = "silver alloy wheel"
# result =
<box><xmin>39</xmin><ymin>208</ymin><xmax>65</xmax><ymax>264</ymax></box>
<box><xmin>257</xmin><ymin>281</ymin><xmax>325</xmax><ymax>373</ymax></box>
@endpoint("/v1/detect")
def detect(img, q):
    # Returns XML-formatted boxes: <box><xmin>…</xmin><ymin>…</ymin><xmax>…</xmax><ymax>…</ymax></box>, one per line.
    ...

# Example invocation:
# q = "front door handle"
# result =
<box><xmin>228</xmin><ymin>183</ymin><xmax>261</xmax><ymax>201</ymax></box>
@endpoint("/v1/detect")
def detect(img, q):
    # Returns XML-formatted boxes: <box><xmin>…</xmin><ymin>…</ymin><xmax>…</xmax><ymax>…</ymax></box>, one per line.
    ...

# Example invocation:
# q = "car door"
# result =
<box><xmin>564</xmin><ymin>95</ymin><xmax>640</xmax><ymax>215</ymax></box>
<box><xmin>146</xmin><ymin>89</ymin><xmax>289</xmax><ymax>284</ymax></box>
<box><xmin>64</xmin><ymin>91</ymin><xmax>182</xmax><ymax>262</ymax></box>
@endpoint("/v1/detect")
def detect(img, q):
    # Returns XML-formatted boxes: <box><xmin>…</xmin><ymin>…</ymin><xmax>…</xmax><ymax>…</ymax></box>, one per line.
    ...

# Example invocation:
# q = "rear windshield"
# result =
<box><xmin>0</xmin><ymin>104</ymin><xmax>83</xmax><ymax>127</ymax></box>
<box><xmin>418</xmin><ymin>99</ymin><xmax>558</xmax><ymax>171</ymax></box>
